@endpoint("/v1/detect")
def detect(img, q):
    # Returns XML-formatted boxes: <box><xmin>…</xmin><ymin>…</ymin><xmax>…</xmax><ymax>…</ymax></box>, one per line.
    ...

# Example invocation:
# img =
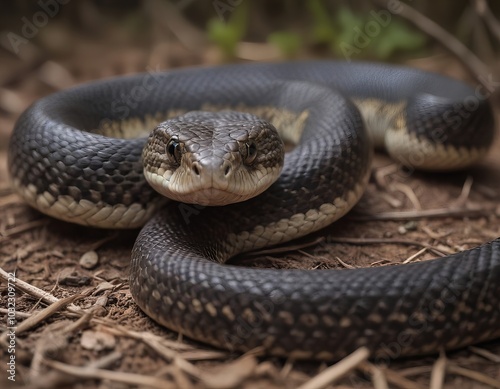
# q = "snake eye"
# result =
<box><xmin>166</xmin><ymin>138</ymin><xmax>182</xmax><ymax>164</ymax></box>
<box><xmin>244</xmin><ymin>141</ymin><xmax>257</xmax><ymax>165</ymax></box>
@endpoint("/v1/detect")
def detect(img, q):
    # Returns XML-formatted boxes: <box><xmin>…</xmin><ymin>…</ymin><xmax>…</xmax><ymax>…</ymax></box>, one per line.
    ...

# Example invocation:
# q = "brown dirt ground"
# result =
<box><xmin>0</xmin><ymin>40</ymin><xmax>500</xmax><ymax>388</ymax></box>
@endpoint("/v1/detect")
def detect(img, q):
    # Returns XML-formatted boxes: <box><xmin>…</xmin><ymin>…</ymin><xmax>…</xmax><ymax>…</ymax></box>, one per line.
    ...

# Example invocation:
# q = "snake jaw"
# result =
<box><xmin>144</xmin><ymin>152</ymin><xmax>283</xmax><ymax>206</ymax></box>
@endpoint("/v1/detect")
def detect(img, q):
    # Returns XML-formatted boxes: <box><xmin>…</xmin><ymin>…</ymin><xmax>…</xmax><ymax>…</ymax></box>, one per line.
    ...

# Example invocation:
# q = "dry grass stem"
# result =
<box><xmin>453</xmin><ymin>175</ymin><xmax>474</xmax><ymax>206</ymax></box>
<box><xmin>44</xmin><ymin>359</ymin><xmax>176</xmax><ymax>389</ymax></box>
<box><xmin>0</xmin><ymin>266</ymin><xmax>60</xmax><ymax>305</ymax></box>
<box><xmin>351</xmin><ymin>207</ymin><xmax>492</xmax><ymax>221</ymax></box>
<box><xmin>328</xmin><ymin>237</ymin><xmax>447</xmax><ymax>257</ymax></box>
<box><xmin>402</xmin><ymin>247</ymin><xmax>428</xmax><ymax>263</ymax></box>
<box><xmin>246</xmin><ymin>237</ymin><xmax>325</xmax><ymax>256</ymax></box>
<box><xmin>374</xmin><ymin>0</ymin><xmax>491</xmax><ymax>84</ymax></box>
<box><xmin>359</xmin><ymin>362</ymin><xmax>427</xmax><ymax>389</ymax></box>
<box><xmin>475</xmin><ymin>0</ymin><xmax>500</xmax><ymax>42</ymax></box>
<box><xmin>11</xmin><ymin>294</ymin><xmax>80</xmax><ymax>336</ymax></box>
<box><xmin>391</xmin><ymin>182</ymin><xmax>422</xmax><ymax>210</ymax></box>
<box><xmin>468</xmin><ymin>346</ymin><xmax>500</xmax><ymax>362</ymax></box>
<box><xmin>30</xmin><ymin>351</ymin><xmax>123</xmax><ymax>389</ymax></box>
<box><xmin>0</xmin><ymin>219</ymin><xmax>48</xmax><ymax>239</ymax></box>
<box><xmin>296</xmin><ymin>347</ymin><xmax>370</xmax><ymax>389</ymax></box>
<box><xmin>335</xmin><ymin>256</ymin><xmax>357</xmax><ymax>269</ymax></box>
<box><xmin>446</xmin><ymin>363</ymin><xmax>500</xmax><ymax>388</ymax></box>
<box><xmin>429</xmin><ymin>351</ymin><xmax>447</xmax><ymax>389</ymax></box>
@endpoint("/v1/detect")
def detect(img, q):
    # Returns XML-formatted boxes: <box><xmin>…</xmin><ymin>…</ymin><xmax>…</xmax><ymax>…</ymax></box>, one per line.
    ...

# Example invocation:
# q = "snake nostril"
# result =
<box><xmin>224</xmin><ymin>164</ymin><xmax>231</xmax><ymax>177</ymax></box>
<box><xmin>193</xmin><ymin>164</ymin><xmax>200</xmax><ymax>176</ymax></box>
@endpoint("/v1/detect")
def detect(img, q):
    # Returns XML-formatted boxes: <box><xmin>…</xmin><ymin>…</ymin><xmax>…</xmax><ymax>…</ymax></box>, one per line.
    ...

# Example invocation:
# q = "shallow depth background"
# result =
<box><xmin>0</xmin><ymin>1</ymin><xmax>500</xmax><ymax>388</ymax></box>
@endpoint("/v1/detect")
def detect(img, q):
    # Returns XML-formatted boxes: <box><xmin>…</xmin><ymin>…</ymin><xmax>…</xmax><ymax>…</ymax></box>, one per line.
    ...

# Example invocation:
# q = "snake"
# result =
<box><xmin>8</xmin><ymin>61</ymin><xmax>500</xmax><ymax>361</ymax></box>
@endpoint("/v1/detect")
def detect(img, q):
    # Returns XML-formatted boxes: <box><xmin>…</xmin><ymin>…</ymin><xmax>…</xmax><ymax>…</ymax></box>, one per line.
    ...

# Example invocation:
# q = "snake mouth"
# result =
<box><xmin>154</xmin><ymin>186</ymin><xmax>257</xmax><ymax>206</ymax></box>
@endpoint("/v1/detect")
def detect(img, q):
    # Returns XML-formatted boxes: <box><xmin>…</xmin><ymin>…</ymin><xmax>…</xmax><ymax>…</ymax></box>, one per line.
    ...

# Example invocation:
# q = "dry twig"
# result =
<box><xmin>468</xmin><ymin>346</ymin><xmax>500</xmax><ymax>362</ymax></box>
<box><xmin>358</xmin><ymin>362</ymin><xmax>426</xmax><ymax>389</ymax></box>
<box><xmin>447</xmin><ymin>363</ymin><xmax>500</xmax><ymax>388</ymax></box>
<box><xmin>374</xmin><ymin>0</ymin><xmax>492</xmax><ymax>86</ymax></box>
<box><xmin>45</xmin><ymin>359</ymin><xmax>175</xmax><ymax>389</ymax></box>
<box><xmin>475</xmin><ymin>0</ymin><xmax>500</xmax><ymax>42</ymax></box>
<box><xmin>350</xmin><ymin>207</ymin><xmax>492</xmax><ymax>221</ymax></box>
<box><xmin>296</xmin><ymin>347</ymin><xmax>370</xmax><ymax>389</ymax></box>
<box><xmin>429</xmin><ymin>351</ymin><xmax>447</xmax><ymax>389</ymax></box>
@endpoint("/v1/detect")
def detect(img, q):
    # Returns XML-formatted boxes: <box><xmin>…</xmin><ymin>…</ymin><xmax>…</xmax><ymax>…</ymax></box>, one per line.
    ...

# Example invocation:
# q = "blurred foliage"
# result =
<box><xmin>206</xmin><ymin>0</ymin><xmax>427</xmax><ymax>60</ymax></box>
<box><xmin>333</xmin><ymin>7</ymin><xmax>426</xmax><ymax>59</ymax></box>
<box><xmin>207</xmin><ymin>1</ymin><xmax>248</xmax><ymax>60</ymax></box>
<box><xmin>267</xmin><ymin>32</ymin><xmax>302</xmax><ymax>59</ymax></box>
<box><xmin>308</xmin><ymin>0</ymin><xmax>338</xmax><ymax>45</ymax></box>
<box><xmin>0</xmin><ymin>0</ymin><xmax>498</xmax><ymax>63</ymax></box>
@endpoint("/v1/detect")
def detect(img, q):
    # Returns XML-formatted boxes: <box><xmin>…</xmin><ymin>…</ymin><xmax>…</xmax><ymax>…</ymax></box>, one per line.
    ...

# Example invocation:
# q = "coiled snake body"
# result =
<box><xmin>8</xmin><ymin>61</ymin><xmax>500</xmax><ymax>360</ymax></box>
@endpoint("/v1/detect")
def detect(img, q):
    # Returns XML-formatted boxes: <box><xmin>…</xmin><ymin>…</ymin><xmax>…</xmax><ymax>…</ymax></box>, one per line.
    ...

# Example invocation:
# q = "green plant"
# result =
<box><xmin>333</xmin><ymin>7</ymin><xmax>426</xmax><ymax>60</ymax></box>
<box><xmin>307</xmin><ymin>0</ymin><xmax>337</xmax><ymax>46</ymax></box>
<box><xmin>267</xmin><ymin>31</ymin><xmax>302</xmax><ymax>58</ymax></box>
<box><xmin>207</xmin><ymin>2</ymin><xmax>248</xmax><ymax>60</ymax></box>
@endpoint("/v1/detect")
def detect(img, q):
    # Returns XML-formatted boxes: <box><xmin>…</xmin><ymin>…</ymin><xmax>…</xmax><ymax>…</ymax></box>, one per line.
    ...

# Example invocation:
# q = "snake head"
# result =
<box><xmin>142</xmin><ymin>111</ymin><xmax>284</xmax><ymax>206</ymax></box>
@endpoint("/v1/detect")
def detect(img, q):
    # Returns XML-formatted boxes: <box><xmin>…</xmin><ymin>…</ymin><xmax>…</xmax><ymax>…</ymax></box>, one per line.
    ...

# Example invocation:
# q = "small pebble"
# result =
<box><xmin>80</xmin><ymin>250</ymin><xmax>99</xmax><ymax>269</ymax></box>
<box><xmin>404</xmin><ymin>221</ymin><xmax>418</xmax><ymax>231</ymax></box>
<box><xmin>80</xmin><ymin>330</ymin><xmax>116</xmax><ymax>351</ymax></box>
<box><xmin>398</xmin><ymin>221</ymin><xmax>418</xmax><ymax>234</ymax></box>
<box><xmin>59</xmin><ymin>267</ymin><xmax>92</xmax><ymax>286</ymax></box>
<box><xmin>95</xmin><ymin>281</ymin><xmax>114</xmax><ymax>292</ymax></box>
